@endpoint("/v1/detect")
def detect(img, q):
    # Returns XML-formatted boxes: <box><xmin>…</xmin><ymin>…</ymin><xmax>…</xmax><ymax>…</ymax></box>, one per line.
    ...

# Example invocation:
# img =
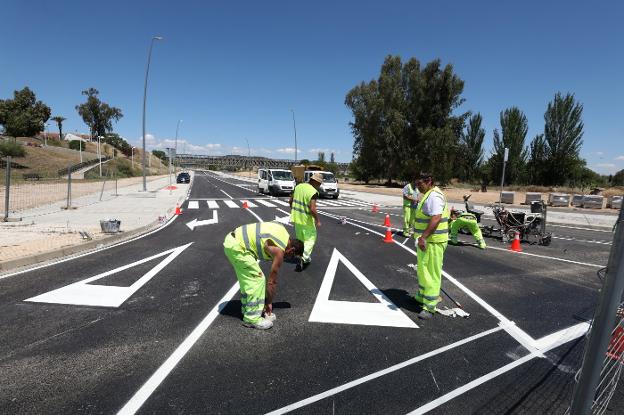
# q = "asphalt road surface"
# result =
<box><xmin>1</xmin><ymin>171</ymin><xmax>621</xmax><ymax>414</ymax></box>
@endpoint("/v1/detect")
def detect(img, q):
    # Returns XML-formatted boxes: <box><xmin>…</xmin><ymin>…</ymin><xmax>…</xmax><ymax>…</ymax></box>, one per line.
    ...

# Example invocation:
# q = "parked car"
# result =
<box><xmin>303</xmin><ymin>170</ymin><xmax>339</xmax><ymax>199</ymax></box>
<box><xmin>176</xmin><ymin>172</ymin><xmax>191</xmax><ymax>183</ymax></box>
<box><xmin>257</xmin><ymin>168</ymin><xmax>296</xmax><ymax>196</ymax></box>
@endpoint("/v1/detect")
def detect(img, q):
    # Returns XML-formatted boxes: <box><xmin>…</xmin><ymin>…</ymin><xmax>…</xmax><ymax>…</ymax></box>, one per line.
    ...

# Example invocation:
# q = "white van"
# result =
<box><xmin>303</xmin><ymin>170</ymin><xmax>340</xmax><ymax>199</ymax></box>
<box><xmin>258</xmin><ymin>168</ymin><xmax>296</xmax><ymax>196</ymax></box>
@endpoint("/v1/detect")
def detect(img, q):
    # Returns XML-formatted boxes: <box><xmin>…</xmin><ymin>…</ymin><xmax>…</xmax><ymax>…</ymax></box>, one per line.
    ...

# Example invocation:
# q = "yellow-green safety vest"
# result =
<box><xmin>291</xmin><ymin>183</ymin><xmax>318</xmax><ymax>226</ymax></box>
<box><xmin>403</xmin><ymin>183</ymin><xmax>417</xmax><ymax>208</ymax></box>
<box><xmin>234</xmin><ymin>222</ymin><xmax>290</xmax><ymax>261</ymax></box>
<box><xmin>413</xmin><ymin>186</ymin><xmax>450</xmax><ymax>243</ymax></box>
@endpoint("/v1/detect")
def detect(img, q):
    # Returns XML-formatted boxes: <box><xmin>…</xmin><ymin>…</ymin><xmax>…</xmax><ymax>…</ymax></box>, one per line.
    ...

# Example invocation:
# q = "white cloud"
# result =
<box><xmin>596</xmin><ymin>151</ymin><xmax>604</xmax><ymax>156</ymax></box>
<box><xmin>592</xmin><ymin>163</ymin><xmax>619</xmax><ymax>175</ymax></box>
<box><xmin>276</xmin><ymin>147</ymin><xmax>296</xmax><ymax>154</ymax></box>
<box><xmin>596</xmin><ymin>163</ymin><xmax>616</xmax><ymax>168</ymax></box>
<box><xmin>616</xmin><ymin>155</ymin><xmax>624</xmax><ymax>161</ymax></box>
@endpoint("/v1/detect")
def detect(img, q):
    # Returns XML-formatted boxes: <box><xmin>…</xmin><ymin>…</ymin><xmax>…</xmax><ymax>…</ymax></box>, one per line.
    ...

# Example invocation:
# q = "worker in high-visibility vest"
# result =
<box><xmin>449</xmin><ymin>208</ymin><xmax>487</xmax><ymax>249</ymax></box>
<box><xmin>412</xmin><ymin>172</ymin><xmax>450</xmax><ymax>320</ymax></box>
<box><xmin>223</xmin><ymin>222</ymin><xmax>304</xmax><ymax>330</ymax></box>
<box><xmin>289</xmin><ymin>172</ymin><xmax>323</xmax><ymax>271</ymax></box>
<box><xmin>402</xmin><ymin>180</ymin><xmax>419</xmax><ymax>236</ymax></box>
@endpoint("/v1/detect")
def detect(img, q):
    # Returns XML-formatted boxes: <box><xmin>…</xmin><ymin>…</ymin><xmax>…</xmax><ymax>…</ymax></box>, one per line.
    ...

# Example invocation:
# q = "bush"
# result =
<box><xmin>68</xmin><ymin>140</ymin><xmax>85</xmax><ymax>151</ymax></box>
<box><xmin>0</xmin><ymin>140</ymin><xmax>26</xmax><ymax>157</ymax></box>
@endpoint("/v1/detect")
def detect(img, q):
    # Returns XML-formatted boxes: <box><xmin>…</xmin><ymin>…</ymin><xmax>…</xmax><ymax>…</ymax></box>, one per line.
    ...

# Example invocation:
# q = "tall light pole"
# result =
<box><xmin>290</xmin><ymin>109</ymin><xmax>297</xmax><ymax>163</ymax></box>
<box><xmin>131</xmin><ymin>146</ymin><xmax>136</xmax><ymax>167</ymax></box>
<box><xmin>174</xmin><ymin>119</ymin><xmax>182</xmax><ymax>174</ymax></box>
<box><xmin>141</xmin><ymin>35</ymin><xmax>163</xmax><ymax>191</ymax></box>
<box><xmin>244</xmin><ymin>138</ymin><xmax>251</xmax><ymax>178</ymax></box>
<box><xmin>44</xmin><ymin>122</ymin><xmax>49</xmax><ymax>146</ymax></box>
<box><xmin>98</xmin><ymin>135</ymin><xmax>103</xmax><ymax>177</ymax></box>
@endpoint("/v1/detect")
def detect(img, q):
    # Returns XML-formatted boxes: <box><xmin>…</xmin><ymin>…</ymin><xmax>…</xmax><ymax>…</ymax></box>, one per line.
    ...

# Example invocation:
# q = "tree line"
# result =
<box><xmin>345</xmin><ymin>55</ymin><xmax>614</xmax><ymax>188</ymax></box>
<box><xmin>0</xmin><ymin>86</ymin><xmax>131</xmax><ymax>156</ymax></box>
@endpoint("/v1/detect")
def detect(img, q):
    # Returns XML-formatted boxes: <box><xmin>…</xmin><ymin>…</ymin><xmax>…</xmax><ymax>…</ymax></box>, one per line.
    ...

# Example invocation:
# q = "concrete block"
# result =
<box><xmin>582</xmin><ymin>195</ymin><xmax>604</xmax><ymax>209</ymax></box>
<box><xmin>608</xmin><ymin>195</ymin><xmax>623</xmax><ymax>209</ymax></box>
<box><xmin>548</xmin><ymin>193</ymin><xmax>570</xmax><ymax>207</ymax></box>
<box><xmin>500</xmin><ymin>191</ymin><xmax>515</xmax><ymax>204</ymax></box>
<box><xmin>524</xmin><ymin>192</ymin><xmax>543</xmax><ymax>204</ymax></box>
<box><xmin>571</xmin><ymin>194</ymin><xmax>584</xmax><ymax>207</ymax></box>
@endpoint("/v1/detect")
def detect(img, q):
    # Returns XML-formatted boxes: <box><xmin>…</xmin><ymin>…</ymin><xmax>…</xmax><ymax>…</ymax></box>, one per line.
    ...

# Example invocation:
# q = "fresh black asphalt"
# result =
<box><xmin>0</xmin><ymin>171</ymin><xmax>620</xmax><ymax>414</ymax></box>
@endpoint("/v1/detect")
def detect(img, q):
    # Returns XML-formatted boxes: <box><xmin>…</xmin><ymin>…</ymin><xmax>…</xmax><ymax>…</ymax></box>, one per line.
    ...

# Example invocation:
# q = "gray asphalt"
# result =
<box><xmin>0</xmin><ymin>171</ymin><xmax>620</xmax><ymax>414</ymax></box>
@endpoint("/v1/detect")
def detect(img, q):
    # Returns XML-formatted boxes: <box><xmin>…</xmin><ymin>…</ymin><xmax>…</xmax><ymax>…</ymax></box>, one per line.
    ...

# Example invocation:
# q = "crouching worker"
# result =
<box><xmin>223</xmin><ymin>222</ymin><xmax>304</xmax><ymax>330</ymax></box>
<box><xmin>449</xmin><ymin>208</ymin><xmax>486</xmax><ymax>249</ymax></box>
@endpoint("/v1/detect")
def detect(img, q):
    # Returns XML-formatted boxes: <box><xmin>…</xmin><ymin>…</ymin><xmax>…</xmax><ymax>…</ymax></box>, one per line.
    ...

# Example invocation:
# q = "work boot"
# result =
<box><xmin>295</xmin><ymin>258</ymin><xmax>303</xmax><ymax>272</ymax></box>
<box><xmin>417</xmin><ymin>310</ymin><xmax>434</xmax><ymax>320</ymax></box>
<box><xmin>449</xmin><ymin>238</ymin><xmax>458</xmax><ymax>245</ymax></box>
<box><xmin>301</xmin><ymin>260</ymin><xmax>311</xmax><ymax>271</ymax></box>
<box><xmin>264</xmin><ymin>312</ymin><xmax>276</xmax><ymax>322</ymax></box>
<box><xmin>479</xmin><ymin>242</ymin><xmax>487</xmax><ymax>250</ymax></box>
<box><xmin>243</xmin><ymin>318</ymin><xmax>273</xmax><ymax>330</ymax></box>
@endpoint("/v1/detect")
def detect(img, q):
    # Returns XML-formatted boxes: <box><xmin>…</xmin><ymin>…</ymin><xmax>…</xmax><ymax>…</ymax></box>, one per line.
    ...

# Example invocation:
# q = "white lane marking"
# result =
<box><xmin>255</xmin><ymin>199</ymin><xmax>276</xmax><ymax>207</ymax></box>
<box><xmin>308</xmin><ymin>248</ymin><xmax>418</xmax><ymax>328</ymax></box>
<box><xmin>485</xmin><ymin>245</ymin><xmax>603</xmax><ymax>268</ymax></box>
<box><xmin>320</xmin><ymin>200</ymin><xmax>341</xmax><ymax>206</ymax></box>
<box><xmin>402</xmin><ymin>238</ymin><xmax>410</xmax><ymax>245</ymax></box>
<box><xmin>265</xmin><ymin>327</ymin><xmax>503</xmax><ymax>415</ymax></box>
<box><xmin>186</xmin><ymin>210</ymin><xmax>219</xmax><ymax>230</ymax></box>
<box><xmin>223</xmin><ymin>200</ymin><xmax>239</xmax><ymax>208</ymax></box>
<box><xmin>0</xmin><ymin>214</ymin><xmax>180</xmax><ymax>280</ymax></box>
<box><xmin>241</xmin><ymin>200</ymin><xmax>258</xmax><ymax>208</ymax></box>
<box><xmin>318</xmin><ymin>211</ymin><xmax>541</xmax><ymax>354</ymax></box>
<box><xmin>26</xmin><ymin>243</ymin><xmax>193</xmax><ymax>307</ymax></box>
<box><xmin>315</xmin><ymin>201</ymin><xmax>329</xmax><ymax>207</ymax></box>
<box><xmin>220</xmin><ymin>189</ymin><xmax>234</xmax><ymax>199</ymax></box>
<box><xmin>552</xmin><ymin>235</ymin><xmax>611</xmax><ymax>245</ymax></box>
<box><xmin>274</xmin><ymin>215</ymin><xmax>291</xmax><ymax>226</ymax></box>
<box><xmin>187</xmin><ymin>201</ymin><xmax>199</xmax><ymax>209</ymax></box>
<box><xmin>207</xmin><ymin>200</ymin><xmax>219</xmax><ymax>209</ymax></box>
<box><xmin>550</xmin><ymin>224</ymin><xmax>613</xmax><ymax>233</ymax></box>
<box><xmin>272</xmin><ymin>199</ymin><xmax>290</xmax><ymax>206</ymax></box>
<box><xmin>245</xmin><ymin>207</ymin><xmax>264</xmax><ymax>222</ymax></box>
<box><xmin>117</xmin><ymin>283</ymin><xmax>241</xmax><ymax>415</ymax></box>
<box><xmin>407</xmin><ymin>322</ymin><xmax>589</xmax><ymax>414</ymax></box>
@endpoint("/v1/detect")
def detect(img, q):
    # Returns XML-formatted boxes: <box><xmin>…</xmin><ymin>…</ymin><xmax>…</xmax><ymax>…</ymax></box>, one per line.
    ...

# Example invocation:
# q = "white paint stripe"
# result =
<box><xmin>223</xmin><ymin>200</ymin><xmax>239</xmax><ymax>208</ymax></box>
<box><xmin>407</xmin><ymin>322</ymin><xmax>589</xmax><ymax>414</ymax></box>
<box><xmin>272</xmin><ymin>199</ymin><xmax>290</xmax><ymax>206</ymax></box>
<box><xmin>402</xmin><ymin>238</ymin><xmax>410</xmax><ymax>245</ymax></box>
<box><xmin>245</xmin><ymin>207</ymin><xmax>264</xmax><ymax>222</ymax></box>
<box><xmin>485</xmin><ymin>245</ymin><xmax>603</xmax><ymax>268</ymax></box>
<box><xmin>320</xmin><ymin>200</ymin><xmax>340</xmax><ymax>206</ymax></box>
<box><xmin>220</xmin><ymin>189</ymin><xmax>233</xmax><ymax>199</ymax></box>
<box><xmin>276</xmin><ymin>208</ymin><xmax>290</xmax><ymax>216</ymax></box>
<box><xmin>550</xmin><ymin>224</ymin><xmax>613</xmax><ymax>233</ymax></box>
<box><xmin>265</xmin><ymin>327</ymin><xmax>503</xmax><ymax>415</ymax></box>
<box><xmin>207</xmin><ymin>200</ymin><xmax>219</xmax><ymax>209</ymax></box>
<box><xmin>255</xmin><ymin>199</ymin><xmax>276</xmax><ymax>207</ymax></box>
<box><xmin>188</xmin><ymin>201</ymin><xmax>199</xmax><ymax>209</ymax></box>
<box><xmin>241</xmin><ymin>200</ymin><xmax>258</xmax><ymax>208</ymax></box>
<box><xmin>551</xmin><ymin>235</ymin><xmax>611</xmax><ymax>245</ymax></box>
<box><xmin>117</xmin><ymin>283</ymin><xmax>240</xmax><ymax>415</ymax></box>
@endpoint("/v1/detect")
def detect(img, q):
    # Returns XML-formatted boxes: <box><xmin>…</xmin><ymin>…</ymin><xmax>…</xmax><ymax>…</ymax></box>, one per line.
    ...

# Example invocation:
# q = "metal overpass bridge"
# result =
<box><xmin>177</xmin><ymin>154</ymin><xmax>350</xmax><ymax>174</ymax></box>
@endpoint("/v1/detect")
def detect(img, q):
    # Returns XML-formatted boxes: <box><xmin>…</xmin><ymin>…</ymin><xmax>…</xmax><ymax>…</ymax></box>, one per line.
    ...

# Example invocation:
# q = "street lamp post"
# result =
<box><xmin>131</xmin><ymin>146</ymin><xmax>136</xmax><ymax>167</ymax></box>
<box><xmin>290</xmin><ymin>109</ymin><xmax>297</xmax><ymax>163</ymax></box>
<box><xmin>244</xmin><ymin>138</ymin><xmax>251</xmax><ymax>178</ymax></box>
<box><xmin>44</xmin><ymin>123</ymin><xmax>49</xmax><ymax>146</ymax></box>
<box><xmin>174</xmin><ymin>119</ymin><xmax>182</xmax><ymax>174</ymax></box>
<box><xmin>141</xmin><ymin>35</ymin><xmax>163</xmax><ymax>192</ymax></box>
<box><xmin>98</xmin><ymin>136</ymin><xmax>103</xmax><ymax>177</ymax></box>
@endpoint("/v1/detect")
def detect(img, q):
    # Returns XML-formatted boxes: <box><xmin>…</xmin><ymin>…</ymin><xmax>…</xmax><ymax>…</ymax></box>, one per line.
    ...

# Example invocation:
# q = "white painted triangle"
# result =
<box><xmin>25</xmin><ymin>243</ymin><xmax>193</xmax><ymax>308</ymax></box>
<box><xmin>309</xmin><ymin>248</ymin><xmax>418</xmax><ymax>328</ymax></box>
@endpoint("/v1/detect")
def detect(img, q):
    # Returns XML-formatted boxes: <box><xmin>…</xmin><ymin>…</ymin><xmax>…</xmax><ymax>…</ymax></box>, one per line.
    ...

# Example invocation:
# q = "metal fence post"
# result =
<box><xmin>570</xmin><ymin>206</ymin><xmax>624</xmax><ymax>414</ymax></box>
<box><xmin>3</xmin><ymin>156</ymin><xmax>10</xmax><ymax>222</ymax></box>
<box><xmin>66</xmin><ymin>164</ymin><xmax>72</xmax><ymax>210</ymax></box>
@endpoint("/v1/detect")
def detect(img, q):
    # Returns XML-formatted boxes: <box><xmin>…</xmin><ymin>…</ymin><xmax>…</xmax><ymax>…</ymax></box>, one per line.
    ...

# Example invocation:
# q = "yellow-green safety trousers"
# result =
<box><xmin>403</xmin><ymin>206</ymin><xmax>417</xmax><ymax>235</ymax></box>
<box><xmin>223</xmin><ymin>233</ymin><xmax>265</xmax><ymax>324</ymax></box>
<box><xmin>295</xmin><ymin>223</ymin><xmax>317</xmax><ymax>263</ymax></box>
<box><xmin>415</xmin><ymin>241</ymin><xmax>447</xmax><ymax>313</ymax></box>
<box><xmin>450</xmin><ymin>215</ymin><xmax>486</xmax><ymax>247</ymax></box>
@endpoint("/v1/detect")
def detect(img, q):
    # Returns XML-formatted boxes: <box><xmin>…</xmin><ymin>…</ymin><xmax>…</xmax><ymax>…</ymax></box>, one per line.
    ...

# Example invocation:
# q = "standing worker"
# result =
<box><xmin>402</xmin><ymin>179</ymin><xmax>419</xmax><ymax>237</ymax></box>
<box><xmin>449</xmin><ymin>208</ymin><xmax>487</xmax><ymax>249</ymax></box>
<box><xmin>289</xmin><ymin>172</ymin><xmax>323</xmax><ymax>271</ymax></box>
<box><xmin>223</xmin><ymin>222</ymin><xmax>304</xmax><ymax>330</ymax></box>
<box><xmin>412</xmin><ymin>172</ymin><xmax>450</xmax><ymax>319</ymax></box>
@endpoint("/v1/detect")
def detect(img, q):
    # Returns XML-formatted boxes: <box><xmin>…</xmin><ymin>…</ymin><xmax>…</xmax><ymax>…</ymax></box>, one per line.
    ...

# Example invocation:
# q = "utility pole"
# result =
<box><xmin>141</xmin><ymin>36</ymin><xmax>163</xmax><ymax>191</ymax></box>
<box><xmin>291</xmin><ymin>109</ymin><xmax>298</xmax><ymax>163</ymax></box>
<box><xmin>499</xmin><ymin>147</ymin><xmax>508</xmax><ymax>204</ymax></box>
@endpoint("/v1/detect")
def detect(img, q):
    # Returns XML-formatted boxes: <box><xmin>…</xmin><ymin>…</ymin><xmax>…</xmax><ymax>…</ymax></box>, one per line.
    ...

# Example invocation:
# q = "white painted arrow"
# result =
<box><xmin>186</xmin><ymin>210</ymin><xmax>219</xmax><ymax>230</ymax></box>
<box><xmin>274</xmin><ymin>214</ymin><xmax>291</xmax><ymax>226</ymax></box>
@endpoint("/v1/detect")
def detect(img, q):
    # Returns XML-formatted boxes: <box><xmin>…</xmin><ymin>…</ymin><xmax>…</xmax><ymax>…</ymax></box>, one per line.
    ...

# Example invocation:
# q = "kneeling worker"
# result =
<box><xmin>449</xmin><ymin>208</ymin><xmax>486</xmax><ymax>249</ymax></box>
<box><xmin>223</xmin><ymin>222</ymin><xmax>304</xmax><ymax>330</ymax></box>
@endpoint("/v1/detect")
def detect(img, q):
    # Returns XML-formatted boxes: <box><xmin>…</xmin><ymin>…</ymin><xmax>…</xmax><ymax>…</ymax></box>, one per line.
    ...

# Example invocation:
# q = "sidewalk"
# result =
<box><xmin>0</xmin><ymin>174</ymin><xmax>190</xmax><ymax>274</ymax></box>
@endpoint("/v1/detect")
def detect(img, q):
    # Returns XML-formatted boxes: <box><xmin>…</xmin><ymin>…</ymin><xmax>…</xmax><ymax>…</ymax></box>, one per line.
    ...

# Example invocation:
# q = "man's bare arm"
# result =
<box><xmin>310</xmin><ymin>199</ymin><xmax>321</xmax><ymax>227</ymax></box>
<box><xmin>264</xmin><ymin>244</ymin><xmax>284</xmax><ymax>313</ymax></box>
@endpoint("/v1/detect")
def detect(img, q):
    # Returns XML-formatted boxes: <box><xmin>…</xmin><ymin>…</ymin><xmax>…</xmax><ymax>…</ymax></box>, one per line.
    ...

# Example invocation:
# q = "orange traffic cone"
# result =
<box><xmin>383</xmin><ymin>227</ymin><xmax>394</xmax><ymax>243</ymax></box>
<box><xmin>372</xmin><ymin>204</ymin><xmax>379</xmax><ymax>213</ymax></box>
<box><xmin>383</xmin><ymin>214</ymin><xmax>391</xmax><ymax>227</ymax></box>
<box><xmin>509</xmin><ymin>231</ymin><xmax>522</xmax><ymax>252</ymax></box>
<box><xmin>242</xmin><ymin>201</ymin><xmax>249</xmax><ymax>209</ymax></box>
<box><xmin>175</xmin><ymin>203</ymin><xmax>181</xmax><ymax>215</ymax></box>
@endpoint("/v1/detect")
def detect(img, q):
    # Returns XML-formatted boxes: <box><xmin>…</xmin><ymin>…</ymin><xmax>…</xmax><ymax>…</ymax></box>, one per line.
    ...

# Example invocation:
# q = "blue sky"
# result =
<box><xmin>2</xmin><ymin>1</ymin><xmax>622</xmax><ymax>173</ymax></box>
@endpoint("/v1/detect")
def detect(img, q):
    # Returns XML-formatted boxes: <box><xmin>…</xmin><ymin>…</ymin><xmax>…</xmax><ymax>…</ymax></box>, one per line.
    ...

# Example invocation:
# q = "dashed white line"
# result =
<box><xmin>220</xmin><ymin>189</ymin><xmax>234</xmax><ymax>199</ymax></box>
<box><xmin>207</xmin><ymin>200</ymin><xmax>219</xmax><ymax>209</ymax></box>
<box><xmin>223</xmin><ymin>200</ymin><xmax>239</xmax><ymax>208</ymax></box>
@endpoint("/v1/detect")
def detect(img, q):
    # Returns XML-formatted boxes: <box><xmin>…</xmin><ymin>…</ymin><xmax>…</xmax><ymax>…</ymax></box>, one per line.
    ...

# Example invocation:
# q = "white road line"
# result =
<box><xmin>485</xmin><ymin>245</ymin><xmax>603</xmax><ymax>268</ymax></box>
<box><xmin>188</xmin><ymin>201</ymin><xmax>199</xmax><ymax>209</ymax></box>
<box><xmin>407</xmin><ymin>322</ymin><xmax>589</xmax><ymax>414</ymax></box>
<box><xmin>116</xmin><ymin>283</ymin><xmax>241</xmax><ymax>415</ymax></box>
<box><xmin>550</xmin><ymin>224</ymin><xmax>613</xmax><ymax>233</ymax></box>
<box><xmin>272</xmin><ymin>199</ymin><xmax>290</xmax><ymax>206</ymax></box>
<box><xmin>320</xmin><ymin>200</ymin><xmax>340</xmax><ymax>206</ymax></box>
<box><xmin>207</xmin><ymin>200</ymin><xmax>219</xmax><ymax>209</ymax></box>
<box><xmin>220</xmin><ymin>189</ymin><xmax>234</xmax><ymax>199</ymax></box>
<box><xmin>223</xmin><ymin>200</ymin><xmax>239</xmax><ymax>208</ymax></box>
<box><xmin>241</xmin><ymin>200</ymin><xmax>258</xmax><ymax>208</ymax></box>
<box><xmin>255</xmin><ymin>199</ymin><xmax>276</xmax><ymax>207</ymax></box>
<box><xmin>315</xmin><ymin>201</ymin><xmax>329</xmax><ymax>207</ymax></box>
<box><xmin>265</xmin><ymin>327</ymin><xmax>503</xmax><ymax>415</ymax></box>
<box><xmin>551</xmin><ymin>235</ymin><xmax>611</xmax><ymax>245</ymax></box>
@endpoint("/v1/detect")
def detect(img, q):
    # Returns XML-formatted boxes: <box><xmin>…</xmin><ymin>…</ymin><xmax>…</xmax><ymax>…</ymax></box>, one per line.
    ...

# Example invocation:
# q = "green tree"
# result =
<box><xmin>51</xmin><ymin>116</ymin><xmax>66</xmax><ymax>141</ymax></box>
<box><xmin>542</xmin><ymin>92</ymin><xmax>584</xmax><ymax>185</ymax></box>
<box><xmin>318</xmin><ymin>152</ymin><xmax>325</xmax><ymax>162</ymax></box>
<box><xmin>75</xmin><ymin>88</ymin><xmax>123</xmax><ymax>139</ymax></box>
<box><xmin>102</xmin><ymin>133</ymin><xmax>132</xmax><ymax>156</ymax></box>
<box><xmin>459</xmin><ymin>113</ymin><xmax>485</xmax><ymax>181</ymax></box>
<box><xmin>0</xmin><ymin>87</ymin><xmax>51</xmax><ymax>137</ymax></box>
<box><xmin>330</xmin><ymin>152</ymin><xmax>335</xmax><ymax>163</ymax></box>
<box><xmin>613</xmin><ymin>169</ymin><xmax>624</xmax><ymax>186</ymax></box>
<box><xmin>488</xmin><ymin>107</ymin><xmax>529</xmax><ymax>185</ymax></box>
<box><xmin>527</xmin><ymin>134</ymin><xmax>547</xmax><ymax>184</ymax></box>
<box><xmin>152</xmin><ymin>149</ymin><xmax>167</xmax><ymax>162</ymax></box>
<box><xmin>0</xmin><ymin>140</ymin><xmax>26</xmax><ymax>157</ymax></box>
<box><xmin>68</xmin><ymin>140</ymin><xmax>84</xmax><ymax>151</ymax></box>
